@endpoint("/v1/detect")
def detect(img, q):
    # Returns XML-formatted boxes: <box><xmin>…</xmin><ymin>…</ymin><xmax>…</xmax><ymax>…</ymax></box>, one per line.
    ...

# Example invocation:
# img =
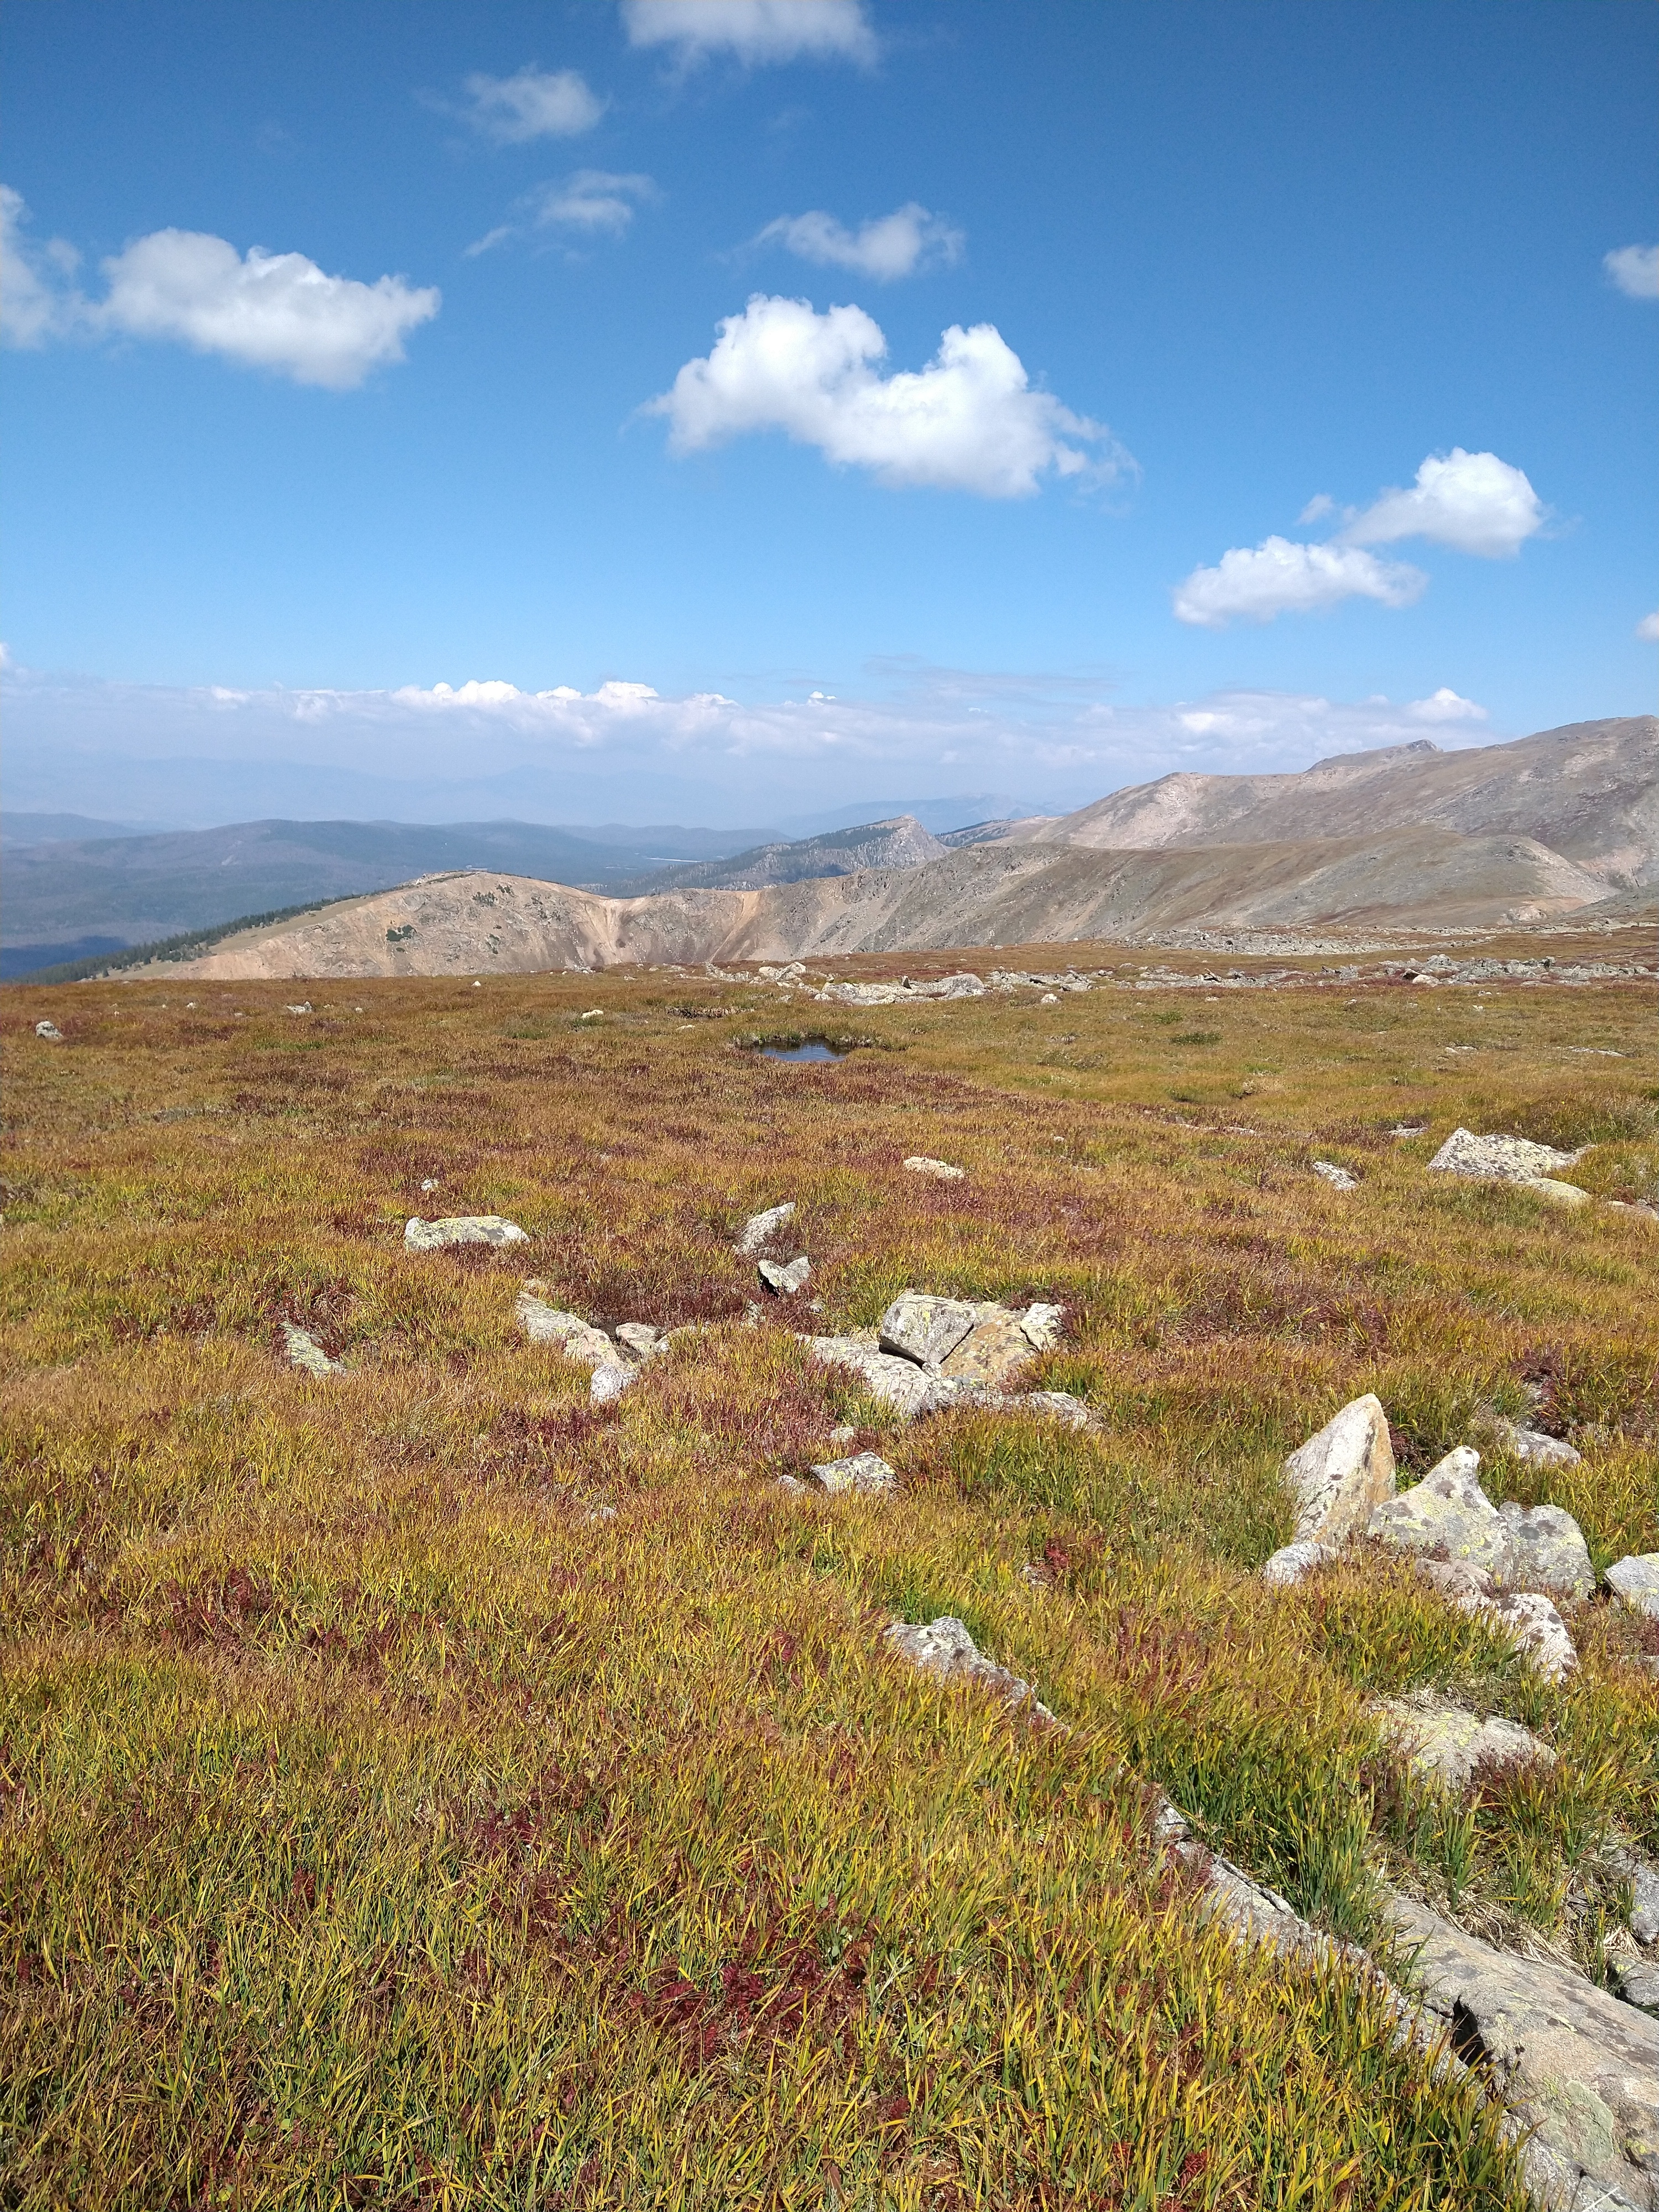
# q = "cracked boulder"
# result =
<box><xmin>1282</xmin><ymin>1394</ymin><xmax>1397</xmax><ymax>1545</ymax></box>
<box><xmin>1389</xmin><ymin>1894</ymin><xmax>1659</xmax><ymax>2210</ymax></box>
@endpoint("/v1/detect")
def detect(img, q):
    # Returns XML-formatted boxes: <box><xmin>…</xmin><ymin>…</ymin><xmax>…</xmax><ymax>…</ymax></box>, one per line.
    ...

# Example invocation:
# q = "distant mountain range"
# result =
<box><xmin>60</xmin><ymin>715</ymin><xmax>1652</xmax><ymax>982</ymax></box>
<box><xmin>0</xmin><ymin>797</ymin><xmax>1032</xmax><ymax>977</ymax></box>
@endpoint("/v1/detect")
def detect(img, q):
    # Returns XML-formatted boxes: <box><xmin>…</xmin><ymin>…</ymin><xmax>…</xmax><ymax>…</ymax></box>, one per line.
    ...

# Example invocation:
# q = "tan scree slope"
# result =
<box><xmin>174</xmin><ymin>821</ymin><xmax>1610</xmax><ymax>978</ymax></box>
<box><xmin>1002</xmin><ymin>716</ymin><xmax>1657</xmax><ymax>888</ymax></box>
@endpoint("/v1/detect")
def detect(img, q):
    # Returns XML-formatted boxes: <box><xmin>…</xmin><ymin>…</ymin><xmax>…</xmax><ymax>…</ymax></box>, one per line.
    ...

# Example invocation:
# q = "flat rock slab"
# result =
<box><xmin>938</xmin><ymin>1311</ymin><xmax>1037</xmax><ymax>1389</ymax></box>
<box><xmin>806</xmin><ymin>1337</ymin><xmax>938</xmax><ymax>1419</ymax></box>
<box><xmin>1283</xmin><ymin>1394</ymin><xmax>1397</xmax><ymax>1545</ymax></box>
<box><xmin>1261</xmin><ymin>1540</ymin><xmax>1339</xmax><ymax>1586</ymax></box>
<box><xmin>810</xmin><ymin>1452</ymin><xmax>898</xmax><ymax>1495</ymax></box>
<box><xmin>1609</xmin><ymin>1557</ymin><xmax>1659</xmax><ymax>1620</ymax></box>
<box><xmin>1524</xmin><ymin>1176</ymin><xmax>1594</xmax><ymax>1208</ymax></box>
<box><xmin>1389</xmin><ymin>1893</ymin><xmax>1659</xmax><ymax>2209</ymax></box>
<box><xmin>904</xmin><ymin>1155</ymin><xmax>966</xmax><ymax>1181</ymax></box>
<box><xmin>281</xmin><ymin>1322</ymin><xmax>344</xmax><ymax>1377</ymax></box>
<box><xmin>406</xmin><ymin>1214</ymin><xmax>530</xmax><ymax>1250</ymax></box>
<box><xmin>1427</xmin><ymin>1128</ymin><xmax>1583</xmax><ymax>1182</ymax></box>
<box><xmin>1312</xmin><ymin>1160</ymin><xmax>1359</xmax><ymax>1190</ymax></box>
<box><xmin>735</xmin><ymin>1202</ymin><xmax>796</xmax><ymax>1255</ymax></box>
<box><xmin>885</xmin><ymin>1614</ymin><xmax>1060</xmax><ymax>1726</ymax></box>
<box><xmin>1375</xmin><ymin>1694</ymin><xmax>1554</xmax><ymax>1793</ymax></box>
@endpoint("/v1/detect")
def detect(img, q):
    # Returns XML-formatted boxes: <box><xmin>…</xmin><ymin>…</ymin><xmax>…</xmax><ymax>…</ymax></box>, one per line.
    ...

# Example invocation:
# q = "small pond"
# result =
<box><xmin>759</xmin><ymin>1040</ymin><xmax>851</xmax><ymax>1062</ymax></box>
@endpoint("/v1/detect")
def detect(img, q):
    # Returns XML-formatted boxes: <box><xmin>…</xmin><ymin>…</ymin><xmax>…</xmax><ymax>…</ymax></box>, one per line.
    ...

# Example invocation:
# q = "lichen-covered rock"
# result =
<box><xmin>903</xmin><ymin>1155</ymin><xmax>966</xmax><ymax>1181</ymax></box>
<box><xmin>1485</xmin><ymin>1415</ymin><xmax>1583</xmax><ymax>1469</ymax></box>
<box><xmin>735</xmin><ymin>1201</ymin><xmax>795</xmax><ymax>1255</ymax></box>
<box><xmin>1522</xmin><ymin>1176</ymin><xmax>1593</xmax><ymax>1209</ymax></box>
<box><xmin>1020</xmin><ymin>1303</ymin><xmax>1066</xmax><ymax>1350</ymax></box>
<box><xmin>1375</xmin><ymin>1694</ymin><xmax>1554</xmax><ymax>1793</ymax></box>
<box><xmin>1427</xmin><ymin>1128</ymin><xmax>1582</xmax><ymax>1182</ymax></box>
<box><xmin>1017</xmin><ymin>1390</ymin><xmax>1097</xmax><ymax>1429</ymax></box>
<box><xmin>614</xmin><ymin>1321</ymin><xmax>665</xmax><ymax>1361</ymax></box>
<box><xmin>589</xmin><ymin>1363</ymin><xmax>635</xmax><ymax>1405</ymax></box>
<box><xmin>885</xmin><ymin>1614</ymin><xmax>1059</xmax><ymax>1725</ymax></box>
<box><xmin>878</xmin><ymin>1292</ymin><xmax>982</xmax><ymax>1368</ymax></box>
<box><xmin>1498</xmin><ymin>1499</ymin><xmax>1596</xmax><ymax>1598</ymax></box>
<box><xmin>1312</xmin><ymin>1160</ymin><xmax>1359</xmax><ymax>1190</ymax></box>
<box><xmin>1620</xmin><ymin>1960</ymin><xmax>1659</xmax><ymax>2015</ymax></box>
<box><xmin>281</xmin><ymin>1322</ymin><xmax>344</xmax><ymax>1378</ymax></box>
<box><xmin>515</xmin><ymin>1290</ymin><xmax>617</xmax><ymax>1369</ymax></box>
<box><xmin>1282</xmin><ymin>1394</ymin><xmax>1397</xmax><ymax>1545</ymax></box>
<box><xmin>1389</xmin><ymin>1893</ymin><xmax>1659</xmax><ymax>2210</ymax></box>
<box><xmin>406</xmin><ymin>1214</ymin><xmax>529</xmax><ymax>1250</ymax></box>
<box><xmin>938</xmin><ymin>1311</ymin><xmax>1037</xmax><ymax>1389</ymax></box>
<box><xmin>34</xmin><ymin>1019</ymin><xmax>62</xmax><ymax>1041</ymax></box>
<box><xmin>1609</xmin><ymin>1557</ymin><xmax>1659</xmax><ymax>1620</ymax></box>
<box><xmin>1484</xmin><ymin>1590</ymin><xmax>1579</xmax><ymax>1684</ymax></box>
<box><xmin>1368</xmin><ymin>1446</ymin><xmax>1510</xmax><ymax>1573</ymax></box>
<box><xmin>810</xmin><ymin>1452</ymin><xmax>897</xmax><ymax>1496</ymax></box>
<box><xmin>759</xmin><ymin>1255</ymin><xmax>811</xmax><ymax>1296</ymax></box>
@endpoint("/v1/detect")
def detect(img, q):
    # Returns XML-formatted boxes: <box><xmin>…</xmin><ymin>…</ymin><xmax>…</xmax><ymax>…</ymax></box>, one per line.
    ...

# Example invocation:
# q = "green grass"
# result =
<box><xmin>1</xmin><ymin>943</ymin><xmax>1655</xmax><ymax>2206</ymax></box>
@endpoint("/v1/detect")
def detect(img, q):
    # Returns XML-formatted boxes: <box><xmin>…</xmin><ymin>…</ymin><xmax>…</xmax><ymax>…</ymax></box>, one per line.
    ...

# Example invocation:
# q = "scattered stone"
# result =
<box><xmin>1485</xmin><ymin>1590</ymin><xmax>1579</xmax><ymax>1684</ymax></box>
<box><xmin>810</xmin><ymin>1452</ymin><xmax>898</xmax><ymax>1496</ymax></box>
<box><xmin>33</xmin><ymin>1019</ymin><xmax>62</xmax><ymax>1041</ymax></box>
<box><xmin>580</xmin><ymin>1009</ymin><xmax>602</xmax><ymax>1021</ymax></box>
<box><xmin>903</xmin><ymin>1155</ymin><xmax>967</xmax><ymax>1181</ymax></box>
<box><xmin>884</xmin><ymin>1614</ymin><xmax>1060</xmax><ymax>1725</ymax></box>
<box><xmin>1312</xmin><ymin>1160</ymin><xmax>1359</xmax><ymax>1190</ymax></box>
<box><xmin>827</xmin><ymin>1423</ymin><xmax>857</xmax><ymax>1448</ymax></box>
<box><xmin>1427</xmin><ymin>1128</ymin><xmax>1583</xmax><ymax>1183</ymax></box>
<box><xmin>284</xmin><ymin>1001</ymin><xmax>312</xmax><ymax>1015</ymax></box>
<box><xmin>1282</xmin><ymin>1394</ymin><xmax>1397</xmax><ymax>1545</ymax></box>
<box><xmin>1375</xmin><ymin>1694</ymin><xmax>1554</xmax><ymax>1793</ymax></box>
<box><xmin>775</xmin><ymin>1473</ymin><xmax>811</xmax><ymax>1496</ymax></box>
<box><xmin>281</xmin><ymin>1322</ymin><xmax>343</xmax><ymax>1378</ymax></box>
<box><xmin>1522</xmin><ymin>1176</ymin><xmax>1593</xmax><ymax>1209</ymax></box>
<box><xmin>1368</xmin><ymin>1446</ymin><xmax>1509</xmax><ymax>1574</ymax></box>
<box><xmin>1039</xmin><ymin>992</ymin><xmax>1059</xmax><ymax>1004</ymax></box>
<box><xmin>878</xmin><ymin>1292</ymin><xmax>982</xmax><ymax>1368</ymax></box>
<box><xmin>613</xmin><ymin>1321</ymin><xmax>665</xmax><ymax>1361</ymax></box>
<box><xmin>419</xmin><ymin>1177</ymin><xmax>441</xmax><ymax>1193</ymax></box>
<box><xmin>1619</xmin><ymin>1960</ymin><xmax>1659</xmax><ymax>2014</ymax></box>
<box><xmin>1498</xmin><ymin>1499</ymin><xmax>1596</xmax><ymax>1599</ymax></box>
<box><xmin>735</xmin><ymin>1201</ymin><xmax>796</xmax><ymax>1255</ymax></box>
<box><xmin>1608</xmin><ymin>1557</ymin><xmax>1659</xmax><ymax>1620</ymax></box>
<box><xmin>515</xmin><ymin>1288</ymin><xmax>616</xmax><ymax>1368</ymax></box>
<box><xmin>1484</xmin><ymin>1414</ymin><xmax>1583</xmax><ymax>1469</ymax></box>
<box><xmin>1389</xmin><ymin>1892</ymin><xmax>1659</xmax><ymax>2210</ymax></box>
<box><xmin>1261</xmin><ymin>1540</ymin><xmax>1338</xmax><ymax>1586</ymax></box>
<box><xmin>758</xmin><ymin>1254</ymin><xmax>811</xmax><ymax>1296</ymax></box>
<box><xmin>405</xmin><ymin>1214</ymin><xmax>530</xmax><ymax>1250</ymax></box>
<box><xmin>589</xmin><ymin>1363</ymin><xmax>634</xmax><ymax>1405</ymax></box>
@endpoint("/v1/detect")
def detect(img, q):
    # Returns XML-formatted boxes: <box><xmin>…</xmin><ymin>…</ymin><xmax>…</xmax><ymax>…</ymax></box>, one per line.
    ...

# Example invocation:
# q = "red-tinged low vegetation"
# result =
<box><xmin>1</xmin><ymin>928</ymin><xmax>1655</xmax><ymax>2208</ymax></box>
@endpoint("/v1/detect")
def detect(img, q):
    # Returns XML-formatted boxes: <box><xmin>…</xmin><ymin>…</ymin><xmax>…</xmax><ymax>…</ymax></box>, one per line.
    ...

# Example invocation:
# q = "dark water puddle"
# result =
<box><xmin>760</xmin><ymin>1040</ymin><xmax>851</xmax><ymax>1062</ymax></box>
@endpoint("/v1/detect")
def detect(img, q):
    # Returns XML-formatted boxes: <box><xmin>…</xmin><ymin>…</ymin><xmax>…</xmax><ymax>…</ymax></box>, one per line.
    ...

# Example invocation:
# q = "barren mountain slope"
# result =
<box><xmin>602</xmin><ymin>815</ymin><xmax>947</xmax><ymax>895</ymax></box>
<box><xmin>171</xmin><ymin>825</ymin><xmax>1609</xmax><ymax>978</ymax></box>
<box><xmin>1005</xmin><ymin>717</ymin><xmax>1657</xmax><ymax>885</ymax></box>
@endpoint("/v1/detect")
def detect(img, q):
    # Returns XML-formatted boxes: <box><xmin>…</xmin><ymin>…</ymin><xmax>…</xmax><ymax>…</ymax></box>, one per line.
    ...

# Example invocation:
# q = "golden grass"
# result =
<box><xmin>2</xmin><ymin>939</ymin><xmax>1655</xmax><ymax>2208</ymax></box>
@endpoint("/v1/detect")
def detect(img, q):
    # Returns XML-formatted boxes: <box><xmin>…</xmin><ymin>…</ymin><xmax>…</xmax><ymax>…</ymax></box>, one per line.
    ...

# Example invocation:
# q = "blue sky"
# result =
<box><xmin>3</xmin><ymin>0</ymin><xmax>1655</xmax><ymax>828</ymax></box>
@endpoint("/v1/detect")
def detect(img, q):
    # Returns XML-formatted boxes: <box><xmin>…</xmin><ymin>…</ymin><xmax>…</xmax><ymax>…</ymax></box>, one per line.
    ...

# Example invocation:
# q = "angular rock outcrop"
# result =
<box><xmin>1282</xmin><ymin>1394</ymin><xmax>1397</xmax><ymax>1545</ymax></box>
<box><xmin>878</xmin><ymin>1293</ymin><xmax>982</xmax><ymax>1368</ymax></box>
<box><xmin>1499</xmin><ymin>1499</ymin><xmax>1597</xmax><ymax>1599</ymax></box>
<box><xmin>805</xmin><ymin>1335</ymin><xmax>941</xmax><ymax>1418</ymax></box>
<box><xmin>937</xmin><ymin>1310</ymin><xmax>1036</xmax><ymax>1388</ymax></box>
<box><xmin>1369</xmin><ymin>1446</ymin><xmax>1510</xmax><ymax>1573</ymax></box>
<box><xmin>1485</xmin><ymin>1416</ymin><xmax>1583</xmax><ymax>1470</ymax></box>
<box><xmin>884</xmin><ymin>1614</ymin><xmax>1060</xmax><ymax>1726</ymax></box>
<box><xmin>405</xmin><ymin>1214</ymin><xmax>530</xmax><ymax>1251</ymax></box>
<box><xmin>1312</xmin><ymin>1160</ymin><xmax>1359</xmax><ymax>1190</ymax></box>
<box><xmin>758</xmin><ymin>1254</ymin><xmax>811</xmax><ymax>1296</ymax></box>
<box><xmin>1389</xmin><ymin>1894</ymin><xmax>1659</xmax><ymax>2210</ymax></box>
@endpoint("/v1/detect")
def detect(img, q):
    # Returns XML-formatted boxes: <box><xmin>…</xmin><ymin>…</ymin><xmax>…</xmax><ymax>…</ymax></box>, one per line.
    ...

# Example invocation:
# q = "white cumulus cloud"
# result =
<box><xmin>646</xmin><ymin>294</ymin><xmax>1129</xmax><ymax>498</ymax></box>
<box><xmin>1172</xmin><ymin>539</ymin><xmax>1426</xmax><ymax>629</ymax></box>
<box><xmin>1339</xmin><ymin>447</ymin><xmax>1545</xmax><ymax>558</ymax></box>
<box><xmin>1605</xmin><ymin>244</ymin><xmax>1659</xmax><ymax>301</ymax></box>
<box><xmin>1407</xmin><ymin>687</ymin><xmax>1487</xmax><ymax>724</ymax></box>
<box><xmin>1638</xmin><ymin>611</ymin><xmax>1659</xmax><ymax>642</ymax></box>
<box><xmin>620</xmin><ymin>0</ymin><xmax>876</xmax><ymax>66</ymax></box>
<box><xmin>755</xmin><ymin>203</ymin><xmax>962</xmax><ymax>280</ymax></box>
<box><xmin>1</xmin><ymin>184</ymin><xmax>82</xmax><ymax>346</ymax></box>
<box><xmin>95</xmin><ymin>231</ymin><xmax>440</xmax><ymax>389</ymax></box>
<box><xmin>461</xmin><ymin>66</ymin><xmax>606</xmax><ymax>142</ymax></box>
